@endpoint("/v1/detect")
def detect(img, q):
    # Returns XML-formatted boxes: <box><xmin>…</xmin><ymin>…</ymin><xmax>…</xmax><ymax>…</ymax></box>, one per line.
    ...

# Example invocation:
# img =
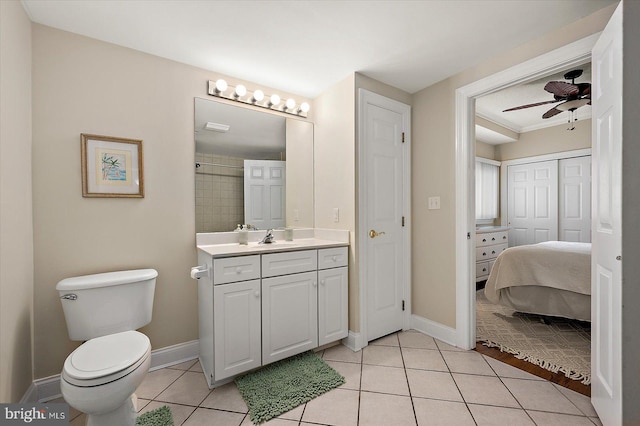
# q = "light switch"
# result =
<box><xmin>428</xmin><ymin>196</ymin><xmax>441</xmax><ymax>210</ymax></box>
<box><xmin>333</xmin><ymin>208</ymin><xmax>340</xmax><ymax>223</ymax></box>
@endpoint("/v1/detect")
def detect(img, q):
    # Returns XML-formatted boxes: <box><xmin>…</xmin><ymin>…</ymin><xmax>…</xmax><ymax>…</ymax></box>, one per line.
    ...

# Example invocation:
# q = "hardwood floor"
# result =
<box><xmin>475</xmin><ymin>342</ymin><xmax>590</xmax><ymax>397</ymax></box>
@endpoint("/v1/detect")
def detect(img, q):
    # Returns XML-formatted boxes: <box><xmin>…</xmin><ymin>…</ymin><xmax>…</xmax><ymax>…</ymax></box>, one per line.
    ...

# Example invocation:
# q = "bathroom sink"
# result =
<box><xmin>244</xmin><ymin>241</ymin><xmax>297</xmax><ymax>249</ymax></box>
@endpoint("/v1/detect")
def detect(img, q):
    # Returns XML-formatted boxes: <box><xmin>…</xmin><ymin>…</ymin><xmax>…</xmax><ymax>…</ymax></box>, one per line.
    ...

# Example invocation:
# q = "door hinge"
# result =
<box><xmin>402</xmin><ymin>132</ymin><xmax>405</xmax><ymax>143</ymax></box>
<box><xmin>402</xmin><ymin>300</ymin><xmax>405</xmax><ymax>311</ymax></box>
<box><xmin>402</xmin><ymin>216</ymin><xmax>405</xmax><ymax>227</ymax></box>
<box><xmin>467</xmin><ymin>232</ymin><xmax>471</xmax><ymax>240</ymax></box>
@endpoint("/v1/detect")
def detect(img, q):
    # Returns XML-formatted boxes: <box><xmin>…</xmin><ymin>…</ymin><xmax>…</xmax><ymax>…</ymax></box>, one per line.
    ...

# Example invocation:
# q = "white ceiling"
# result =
<box><xmin>21</xmin><ymin>1</ymin><xmax>615</xmax><ymax>99</ymax></box>
<box><xmin>195</xmin><ymin>98</ymin><xmax>285</xmax><ymax>159</ymax></box>
<box><xmin>476</xmin><ymin>63</ymin><xmax>592</xmax><ymax>136</ymax></box>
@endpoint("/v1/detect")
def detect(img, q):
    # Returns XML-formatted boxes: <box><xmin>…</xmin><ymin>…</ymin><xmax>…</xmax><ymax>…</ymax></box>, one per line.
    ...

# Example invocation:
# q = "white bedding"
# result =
<box><xmin>484</xmin><ymin>241</ymin><xmax>591</xmax><ymax>321</ymax></box>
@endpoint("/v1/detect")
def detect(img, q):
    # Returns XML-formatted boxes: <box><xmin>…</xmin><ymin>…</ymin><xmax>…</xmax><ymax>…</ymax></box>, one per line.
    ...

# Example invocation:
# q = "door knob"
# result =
<box><xmin>369</xmin><ymin>229</ymin><xmax>386</xmax><ymax>238</ymax></box>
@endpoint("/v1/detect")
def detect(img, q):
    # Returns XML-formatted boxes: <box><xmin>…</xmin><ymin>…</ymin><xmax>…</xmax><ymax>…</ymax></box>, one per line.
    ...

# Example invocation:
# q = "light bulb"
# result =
<box><xmin>252</xmin><ymin>90</ymin><xmax>264</xmax><ymax>103</ymax></box>
<box><xmin>215</xmin><ymin>79</ymin><xmax>227</xmax><ymax>93</ymax></box>
<box><xmin>285</xmin><ymin>98</ymin><xmax>296</xmax><ymax>110</ymax></box>
<box><xmin>299</xmin><ymin>102</ymin><xmax>310</xmax><ymax>113</ymax></box>
<box><xmin>269</xmin><ymin>94</ymin><xmax>281</xmax><ymax>107</ymax></box>
<box><xmin>234</xmin><ymin>84</ymin><xmax>247</xmax><ymax>98</ymax></box>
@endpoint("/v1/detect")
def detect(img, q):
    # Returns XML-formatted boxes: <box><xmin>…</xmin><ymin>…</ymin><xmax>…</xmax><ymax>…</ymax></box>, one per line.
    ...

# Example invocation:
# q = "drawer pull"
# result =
<box><xmin>320</xmin><ymin>279</ymin><xmax>326</xmax><ymax>285</ymax></box>
<box><xmin>254</xmin><ymin>291</ymin><xmax>260</xmax><ymax>298</ymax></box>
<box><xmin>482</xmin><ymin>268</ymin><xmax>487</xmax><ymax>272</ymax></box>
<box><xmin>482</xmin><ymin>252</ymin><xmax>487</xmax><ymax>256</ymax></box>
<box><xmin>235</xmin><ymin>267</ymin><xmax>242</xmax><ymax>274</ymax></box>
<box><xmin>313</xmin><ymin>281</ymin><xmax>317</xmax><ymax>287</ymax></box>
<box><xmin>491</xmin><ymin>250</ymin><xmax>496</xmax><ymax>254</ymax></box>
<box><xmin>491</xmin><ymin>237</ymin><xmax>496</xmax><ymax>241</ymax></box>
<box><xmin>332</xmin><ymin>255</ymin><xmax>337</xmax><ymax>262</ymax></box>
<box><xmin>482</xmin><ymin>238</ymin><xmax>487</xmax><ymax>242</ymax></box>
<box><xmin>503</xmin><ymin>236</ymin><xmax>507</xmax><ymax>239</ymax></box>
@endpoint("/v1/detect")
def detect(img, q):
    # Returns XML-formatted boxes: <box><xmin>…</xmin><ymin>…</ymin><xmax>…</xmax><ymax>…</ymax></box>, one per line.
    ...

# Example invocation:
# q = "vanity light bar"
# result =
<box><xmin>207</xmin><ymin>80</ymin><xmax>309</xmax><ymax>118</ymax></box>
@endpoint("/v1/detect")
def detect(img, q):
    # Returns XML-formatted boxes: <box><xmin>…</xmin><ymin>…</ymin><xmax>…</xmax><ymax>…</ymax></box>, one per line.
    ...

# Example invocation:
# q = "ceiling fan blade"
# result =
<box><xmin>542</xmin><ymin>106</ymin><xmax>563</xmax><ymax>119</ymax></box>
<box><xmin>544</xmin><ymin>81</ymin><xmax>579</xmax><ymax>97</ymax></box>
<box><xmin>576</xmin><ymin>83</ymin><xmax>591</xmax><ymax>97</ymax></box>
<box><xmin>502</xmin><ymin>99</ymin><xmax>560</xmax><ymax>112</ymax></box>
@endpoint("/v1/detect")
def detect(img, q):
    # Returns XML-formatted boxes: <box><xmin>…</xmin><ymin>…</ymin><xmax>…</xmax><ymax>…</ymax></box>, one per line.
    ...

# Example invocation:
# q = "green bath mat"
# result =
<box><xmin>235</xmin><ymin>351</ymin><xmax>345</xmax><ymax>424</ymax></box>
<box><xmin>136</xmin><ymin>405</ymin><xmax>173</xmax><ymax>426</ymax></box>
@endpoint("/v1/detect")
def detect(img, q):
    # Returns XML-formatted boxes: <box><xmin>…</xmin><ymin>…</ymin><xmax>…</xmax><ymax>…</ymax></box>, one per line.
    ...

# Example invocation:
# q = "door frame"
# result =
<box><xmin>454</xmin><ymin>33</ymin><xmax>600</xmax><ymax>349</ymax></box>
<box><xmin>358</xmin><ymin>89</ymin><xmax>412</xmax><ymax>348</ymax></box>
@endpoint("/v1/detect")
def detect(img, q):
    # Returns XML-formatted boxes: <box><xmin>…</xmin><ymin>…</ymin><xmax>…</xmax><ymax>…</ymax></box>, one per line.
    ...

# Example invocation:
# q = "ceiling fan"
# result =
<box><xmin>503</xmin><ymin>69</ymin><xmax>591</xmax><ymax>130</ymax></box>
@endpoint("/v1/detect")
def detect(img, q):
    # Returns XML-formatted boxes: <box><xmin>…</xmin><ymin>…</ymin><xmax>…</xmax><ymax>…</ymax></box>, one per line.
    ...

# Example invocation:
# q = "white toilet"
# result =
<box><xmin>56</xmin><ymin>269</ymin><xmax>158</xmax><ymax>426</ymax></box>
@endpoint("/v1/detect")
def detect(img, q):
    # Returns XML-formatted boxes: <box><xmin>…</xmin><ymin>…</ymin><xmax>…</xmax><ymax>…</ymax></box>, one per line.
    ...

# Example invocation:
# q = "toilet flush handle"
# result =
<box><xmin>60</xmin><ymin>294</ymin><xmax>77</xmax><ymax>301</ymax></box>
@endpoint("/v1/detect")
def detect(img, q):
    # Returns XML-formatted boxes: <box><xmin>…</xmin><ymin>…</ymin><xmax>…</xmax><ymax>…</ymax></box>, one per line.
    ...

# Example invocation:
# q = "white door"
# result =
<box><xmin>559</xmin><ymin>156</ymin><xmax>591</xmax><ymax>242</ymax></box>
<box><xmin>591</xmin><ymin>3</ymin><xmax>622</xmax><ymax>424</ymax></box>
<box><xmin>213</xmin><ymin>280</ymin><xmax>261</xmax><ymax>380</ymax></box>
<box><xmin>507</xmin><ymin>160</ymin><xmax>558</xmax><ymax>246</ymax></box>
<box><xmin>318</xmin><ymin>267</ymin><xmax>348</xmax><ymax>346</ymax></box>
<box><xmin>244</xmin><ymin>160</ymin><xmax>285</xmax><ymax>229</ymax></box>
<box><xmin>363</xmin><ymin>97</ymin><xmax>407</xmax><ymax>342</ymax></box>
<box><xmin>261</xmin><ymin>271</ymin><xmax>318</xmax><ymax>364</ymax></box>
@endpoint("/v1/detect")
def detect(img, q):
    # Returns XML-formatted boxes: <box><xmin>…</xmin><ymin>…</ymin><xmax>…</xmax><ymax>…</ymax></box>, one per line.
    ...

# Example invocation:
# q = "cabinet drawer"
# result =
<box><xmin>476</xmin><ymin>231</ymin><xmax>508</xmax><ymax>247</ymax></box>
<box><xmin>213</xmin><ymin>255</ymin><xmax>261</xmax><ymax>285</ymax></box>
<box><xmin>262</xmin><ymin>250</ymin><xmax>318</xmax><ymax>278</ymax></box>
<box><xmin>475</xmin><ymin>243</ymin><xmax>508</xmax><ymax>261</ymax></box>
<box><xmin>318</xmin><ymin>247</ymin><xmax>348</xmax><ymax>270</ymax></box>
<box><xmin>476</xmin><ymin>261</ymin><xmax>490</xmax><ymax>277</ymax></box>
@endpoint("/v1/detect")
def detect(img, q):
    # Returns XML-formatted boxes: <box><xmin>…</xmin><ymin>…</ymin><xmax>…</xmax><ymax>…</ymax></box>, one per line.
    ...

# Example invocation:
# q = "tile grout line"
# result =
<box><xmin>437</xmin><ymin>345</ymin><xmax>480</xmax><ymax>426</ymax></box>
<box><xmin>398</xmin><ymin>334</ymin><xmax>420</xmax><ymax>426</ymax></box>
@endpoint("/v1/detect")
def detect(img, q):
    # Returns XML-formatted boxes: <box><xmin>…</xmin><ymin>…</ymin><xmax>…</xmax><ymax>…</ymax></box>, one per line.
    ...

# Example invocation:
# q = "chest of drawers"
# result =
<box><xmin>475</xmin><ymin>228</ymin><xmax>509</xmax><ymax>282</ymax></box>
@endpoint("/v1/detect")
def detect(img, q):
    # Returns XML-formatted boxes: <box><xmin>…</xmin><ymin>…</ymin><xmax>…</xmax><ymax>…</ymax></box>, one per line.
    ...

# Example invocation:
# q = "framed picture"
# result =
<box><xmin>81</xmin><ymin>134</ymin><xmax>144</xmax><ymax>198</ymax></box>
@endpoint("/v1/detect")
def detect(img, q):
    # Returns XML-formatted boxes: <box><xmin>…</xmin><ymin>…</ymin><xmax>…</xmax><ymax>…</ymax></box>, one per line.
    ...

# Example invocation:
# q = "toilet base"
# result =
<box><xmin>86</xmin><ymin>394</ymin><xmax>137</xmax><ymax>426</ymax></box>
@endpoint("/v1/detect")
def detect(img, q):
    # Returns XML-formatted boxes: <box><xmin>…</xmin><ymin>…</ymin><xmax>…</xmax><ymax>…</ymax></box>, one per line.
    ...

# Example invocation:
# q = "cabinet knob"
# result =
<box><xmin>320</xmin><ymin>279</ymin><xmax>326</xmax><ymax>285</ymax></box>
<box><xmin>254</xmin><ymin>291</ymin><xmax>260</xmax><ymax>297</ymax></box>
<box><xmin>313</xmin><ymin>281</ymin><xmax>317</xmax><ymax>287</ymax></box>
<box><xmin>332</xmin><ymin>255</ymin><xmax>337</xmax><ymax>262</ymax></box>
<box><xmin>235</xmin><ymin>267</ymin><xmax>242</xmax><ymax>274</ymax></box>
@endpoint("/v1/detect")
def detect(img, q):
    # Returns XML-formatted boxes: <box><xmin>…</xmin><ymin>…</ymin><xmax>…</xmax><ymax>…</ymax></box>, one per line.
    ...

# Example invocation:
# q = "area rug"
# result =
<box><xmin>476</xmin><ymin>290</ymin><xmax>591</xmax><ymax>384</ymax></box>
<box><xmin>136</xmin><ymin>405</ymin><xmax>173</xmax><ymax>426</ymax></box>
<box><xmin>235</xmin><ymin>351</ymin><xmax>345</xmax><ymax>424</ymax></box>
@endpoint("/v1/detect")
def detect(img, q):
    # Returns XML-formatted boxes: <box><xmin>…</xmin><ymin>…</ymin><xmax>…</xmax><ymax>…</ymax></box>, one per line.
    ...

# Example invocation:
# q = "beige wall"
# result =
<box><xmin>313</xmin><ymin>75</ymin><xmax>358</xmax><ymax>329</ymax></box>
<box><xmin>497</xmin><ymin>119</ymin><xmax>591</xmax><ymax>161</ymax></box>
<box><xmin>475</xmin><ymin>141</ymin><xmax>497</xmax><ymax>160</ymax></box>
<box><xmin>31</xmin><ymin>24</ymin><xmax>312</xmax><ymax>379</ymax></box>
<box><xmin>0</xmin><ymin>1</ymin><xmax>34</xmax><ymax>402</ymax></box>
<box><xmin>411</xmin><ymin>4</ymin><xmax>615</xmax><ymax>328</ymax></box>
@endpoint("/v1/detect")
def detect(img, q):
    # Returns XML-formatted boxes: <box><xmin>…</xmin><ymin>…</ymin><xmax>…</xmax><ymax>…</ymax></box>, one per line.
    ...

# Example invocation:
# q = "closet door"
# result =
<box><xmin>559</xmin><ymin>156</ymin><xmax>591</xmax><ymax>242</ymax></box>
<box><xmin>507</xmin><ymin>160</ymin><xmax>558</xmax><ymax>246</ymax></box>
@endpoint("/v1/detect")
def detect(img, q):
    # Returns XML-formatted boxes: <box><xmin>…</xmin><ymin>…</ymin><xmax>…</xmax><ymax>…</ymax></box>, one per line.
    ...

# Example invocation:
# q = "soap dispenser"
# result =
<box><xmin>238</xmin><ymin>224</ymin><xmax>249</xmax><ymax>245</ymax></box>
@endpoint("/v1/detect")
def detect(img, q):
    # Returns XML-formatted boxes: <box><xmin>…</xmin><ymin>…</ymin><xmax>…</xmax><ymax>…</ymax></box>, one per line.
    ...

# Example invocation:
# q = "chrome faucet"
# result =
<box><xmin>259</xmin><ymin>229</ymin><xmax>275</xmax><ymax>244</ymax></box>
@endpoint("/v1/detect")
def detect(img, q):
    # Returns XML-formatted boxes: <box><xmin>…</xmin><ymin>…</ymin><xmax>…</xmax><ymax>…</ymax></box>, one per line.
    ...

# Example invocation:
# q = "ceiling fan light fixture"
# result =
<box><xmin>556</xmin><ymin>99</ymin><xmax>590</xmax><ymax>111</ymax></box>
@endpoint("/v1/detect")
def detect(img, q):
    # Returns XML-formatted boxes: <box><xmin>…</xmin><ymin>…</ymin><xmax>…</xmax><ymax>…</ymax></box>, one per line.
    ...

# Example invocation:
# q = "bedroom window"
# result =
<box><xmin>476</xmin><ymin>158</ymin><xmax>500</xmax><ymax>223</ymax></box>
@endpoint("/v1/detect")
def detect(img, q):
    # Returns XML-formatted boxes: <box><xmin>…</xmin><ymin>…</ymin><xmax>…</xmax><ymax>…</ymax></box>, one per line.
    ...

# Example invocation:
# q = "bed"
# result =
<box><xmin>484</xmin><ymin>241</ymin><xmax>591</xmax><ymax>322</ymax></box>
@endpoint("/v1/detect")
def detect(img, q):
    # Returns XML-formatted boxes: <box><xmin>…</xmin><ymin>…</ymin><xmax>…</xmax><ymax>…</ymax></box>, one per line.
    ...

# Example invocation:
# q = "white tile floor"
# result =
<box><xmin>62</xmin><ymin>330</ymin><xmax>602</xmax><ymax>425</ymax></box>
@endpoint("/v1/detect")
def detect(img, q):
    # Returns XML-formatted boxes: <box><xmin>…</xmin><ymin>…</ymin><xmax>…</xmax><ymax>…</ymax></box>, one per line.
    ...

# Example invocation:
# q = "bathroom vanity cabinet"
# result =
<box><xmin>196</xmin><ymin>243</ymin><xmax>348</xmax><ymax>388</ymax></box>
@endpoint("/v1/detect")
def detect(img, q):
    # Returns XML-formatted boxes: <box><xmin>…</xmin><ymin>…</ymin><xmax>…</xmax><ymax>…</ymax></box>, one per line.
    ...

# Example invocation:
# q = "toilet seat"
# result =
<box><xmin>62</xmin><ymin>330</ymin><xmax>150</xmax><ymax>387</ymax></box>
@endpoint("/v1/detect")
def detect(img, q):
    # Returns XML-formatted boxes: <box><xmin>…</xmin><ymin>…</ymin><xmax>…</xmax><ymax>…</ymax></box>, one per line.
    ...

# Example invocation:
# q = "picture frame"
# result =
<box><xmin>81</xmin><ymin>134</ymin><xmax>144</xmax><ymax>198</ymax></box>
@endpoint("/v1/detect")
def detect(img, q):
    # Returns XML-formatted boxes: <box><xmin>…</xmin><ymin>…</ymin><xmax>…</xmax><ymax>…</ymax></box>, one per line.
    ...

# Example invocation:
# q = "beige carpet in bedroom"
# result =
<box><xmin>476</xmin><ymin>290</ymin><xmax>591</xmax><ymax>384</ymax></box>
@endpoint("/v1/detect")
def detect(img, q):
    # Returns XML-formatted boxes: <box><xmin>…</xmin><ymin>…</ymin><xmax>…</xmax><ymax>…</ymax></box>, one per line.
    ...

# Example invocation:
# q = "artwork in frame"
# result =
<box><xmin>81</xmin><ymin>134</ymin><xmax>144</xmax><ymax>198</ymax></box>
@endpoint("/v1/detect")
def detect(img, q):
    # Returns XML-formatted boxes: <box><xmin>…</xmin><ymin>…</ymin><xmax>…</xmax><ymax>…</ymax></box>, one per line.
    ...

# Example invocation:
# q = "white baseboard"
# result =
<box><xmin>411</xmin><ymin>314</ymin><xmax>457</xmax><ymax>347</ymax></box>
<box><xmin>25</xmin><ymin>339</ymin><xmax>200</xmax><ymax>403</ymax></box>
<box><xmin>341</xmin><ymin>330</ymin><xmax>363</xmax><ymax>352</ymax></box>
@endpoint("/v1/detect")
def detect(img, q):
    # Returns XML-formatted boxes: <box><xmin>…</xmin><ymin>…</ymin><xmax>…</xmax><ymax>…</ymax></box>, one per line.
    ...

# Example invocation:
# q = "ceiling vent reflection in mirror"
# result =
<box><xmin>208</xmin><ymin>80</ymin><xmax>309</xmax><ymax>117</ymax></box>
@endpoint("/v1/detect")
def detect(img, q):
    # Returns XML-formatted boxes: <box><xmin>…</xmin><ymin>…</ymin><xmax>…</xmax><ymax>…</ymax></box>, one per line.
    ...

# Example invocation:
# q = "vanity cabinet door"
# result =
<box><xmin>213</xmin><ymin>279</ymin><xmax>261</xmax><ymax>380</ymax></box>
<box><xmin>318</xmin><ymin>267</ymin><xmax>348</xmax><ymax>346</ymax></box>
<box><xmin>261</xmin><ymin>271</ymin><xmax>318</xmax><ymax>364</ymax></box>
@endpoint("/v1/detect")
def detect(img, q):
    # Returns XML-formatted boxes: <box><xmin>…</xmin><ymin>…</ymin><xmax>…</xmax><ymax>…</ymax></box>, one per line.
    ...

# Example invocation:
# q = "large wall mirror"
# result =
<box><xmin>195</xmin><ymin>97</ymin><xmax>314</xmax><ymax>232</ymax></box>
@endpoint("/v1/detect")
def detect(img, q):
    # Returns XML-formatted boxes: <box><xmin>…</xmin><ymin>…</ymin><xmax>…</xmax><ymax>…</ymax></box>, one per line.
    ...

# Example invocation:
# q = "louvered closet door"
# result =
<box><xmin>507</xmin><ymin>160</ymin><xmax>558</xmax><ymax>246</ymax></box>
<box><xmin>559</xmin><ymin>156</ymin><xmax>591</xmax><ymax>243</ymax></box>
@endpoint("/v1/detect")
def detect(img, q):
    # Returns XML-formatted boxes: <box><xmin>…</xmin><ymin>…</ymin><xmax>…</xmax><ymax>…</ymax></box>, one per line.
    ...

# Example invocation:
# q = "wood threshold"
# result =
<box><xmin>475</xmin><ymin>342</ymin><xmax>590</xmax><ymax>397</ymax></box>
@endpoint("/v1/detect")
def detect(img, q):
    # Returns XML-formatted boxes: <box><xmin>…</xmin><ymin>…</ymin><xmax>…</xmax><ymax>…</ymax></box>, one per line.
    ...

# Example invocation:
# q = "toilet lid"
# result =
<box><xmin>64</xmin><ymin>330</ymin><xmax>150</xmax><ymax>381</ymax></box>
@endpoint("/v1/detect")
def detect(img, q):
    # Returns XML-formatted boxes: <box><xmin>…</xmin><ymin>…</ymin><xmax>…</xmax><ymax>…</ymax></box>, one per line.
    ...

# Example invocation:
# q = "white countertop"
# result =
<box><xmin>475</xmin><ymin>226</ymin><xmax>510</xmax><ymax>234</ymax></box>
<box><xmin>197</xmin><ymin>238</ymin><xmax>349</xmax><ymax>258</ymax></box>
<box><xmin>196</xmin><ymin>228</ymin><xmax>350</xmax><ymax>258</ymax></box>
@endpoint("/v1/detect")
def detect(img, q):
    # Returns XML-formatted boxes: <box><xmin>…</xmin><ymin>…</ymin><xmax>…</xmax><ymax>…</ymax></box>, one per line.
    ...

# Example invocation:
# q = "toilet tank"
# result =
<box><xmin>56</xmin><ymin>269</ymin><xmax>158</xmax><ymax>341</ymax></box>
